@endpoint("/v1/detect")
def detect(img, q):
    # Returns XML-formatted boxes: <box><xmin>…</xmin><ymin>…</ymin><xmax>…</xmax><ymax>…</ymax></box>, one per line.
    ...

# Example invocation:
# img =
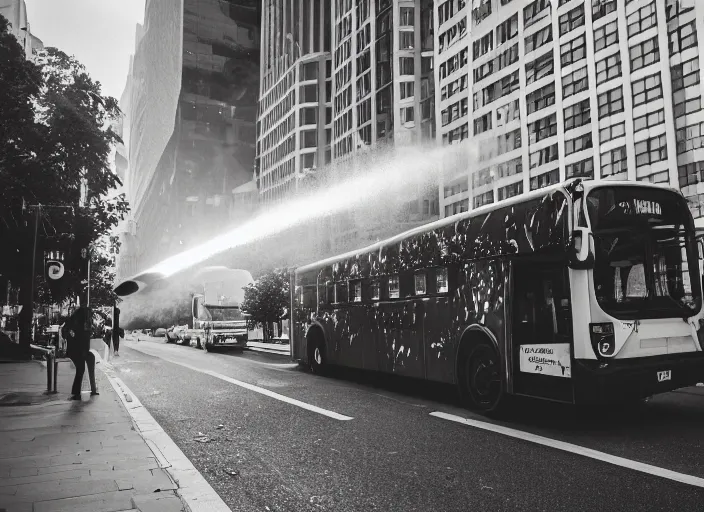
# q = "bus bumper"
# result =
<box><xmin>573</xmin><ymin>353</ymin><xmax>704</xmax><ymax>404</ymax></box>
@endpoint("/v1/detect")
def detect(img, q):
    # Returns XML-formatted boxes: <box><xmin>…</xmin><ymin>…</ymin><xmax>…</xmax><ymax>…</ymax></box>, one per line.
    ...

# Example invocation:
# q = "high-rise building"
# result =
<box><xmin>436</xmin><ymin>0</ymin><xmax>704</xmax><ymax>229</ymax></box>
<box><xmin>256</xmin><ymin>0</ymin><xmax>332</xmax><ymax>205</ymax></box>
<box><xmin>0</xmin><ymin>0</ymin><xmax>43</xmax><ymax>58</ymax></box>
<box><xmin>117</xmin><ymin>0</ymin><xmax>261</xmax><ymax>275</ymax></box>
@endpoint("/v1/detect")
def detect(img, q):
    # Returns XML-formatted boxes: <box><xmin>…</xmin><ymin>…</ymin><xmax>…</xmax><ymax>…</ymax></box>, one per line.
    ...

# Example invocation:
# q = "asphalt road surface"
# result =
<box><xmin>108</xmin><ymin>335</ymin><xmax>704</xmax><ymax>512</ymax></box>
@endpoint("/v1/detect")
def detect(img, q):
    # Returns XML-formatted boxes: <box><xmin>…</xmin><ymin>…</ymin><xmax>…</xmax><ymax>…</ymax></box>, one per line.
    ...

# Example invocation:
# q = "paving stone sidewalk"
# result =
<box><xmin>0</xmin><ymin>354</ymin><xmax>186</xmax><ymax>512</ymax></box>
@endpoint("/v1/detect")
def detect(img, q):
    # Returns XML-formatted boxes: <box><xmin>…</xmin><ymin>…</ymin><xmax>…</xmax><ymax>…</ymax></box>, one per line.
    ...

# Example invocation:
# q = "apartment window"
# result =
<box><xmin>400</xmin><ymin>6</ymin><xmax>414</xmax><ymax>26</ymax></box>
<box><xmin>561</xmin><ymin>35</ymin><xmax>586</xmax><ymax>67</ymax></box>
<box><xmin>525</xmin><ymin>25</ymin><xmax>552</xmax><ymax>55</ymax></box>
<box><xmin>400</xmin><ymin>81</ymin><xmax>414</xmax><ymax>99</ymax></box>
<box><xmin>497</xmin><ymin>128</ymin><xmax>522</xmax><ymax>155</ymax></box>
<box><xmin>399</xmin><ymin>31</ymin><xmax>415</xmax><ymax>50</ymax></box>
<box><xmin>592</xmin><ymin>0</ymin><xmax>616</xmax><ymax>22</ymax></box>
<box><xmin>528</xmin><ymin>112</ymin><xmax>558</xmax><ymax>144</ymax></box>
<box><xmin>473</xmin><ymin>32</ymin><xmax>493</xmax><ymax>59</ymax></box>
<box><xmin>473</xmin><ymin>43</ymin><xmax>519</xmax><ymax>83</ymax></box>
<box><xmin>562</xmin><ymin>66</ymin><xmax>588</xmax><ymax>98</ymax></box>
<box><xmin>594</xmin><ymin>20</ymin><xmax>619</xmax><ymax>52</ymax></box>
<box><xmin>671</xmin><ymin>57</ymin><xmax>700</xmax><ymax>92</ymax></box>
<box><xmin>472</xmin><ymin>0</ymin><xmax>492</xmax><ymax>26</ymax></box>
<box><xmin>630</xmin><ymin>36</ymin><xmax>659</xmax><ymax>72</ymax></box>
<box><xmin>565</xmin><ymin>132</ymin><xmax>592</xmax><ymax>156</ymax></box>
<box><xmin>597</xmin><ymin>86</ymin><xmax>624</xmax><ymax>119</ymax></box>
<box><xmin>401</xmin><ymin>106</ymin><xmax>415</xmax><ymax>124</ymax></box>
<box><xmin>564</xmin><ymin>98</ymin><xmax>591</xmax><ymax>131</ymax></box>
<box><xmin>527</xmin><ymin>83</ymin><xmax>555</xmax><ymax>115</ymax></box>
<box><xmin>498</xmin><ymin>181</ymin><xmax>523</xmax><ymax>200</ymax></box>
<box><xmin>669</xmin><ymin>21</ymin><xmax>698</xmax><ymax>55</ymax></box>
<box><xmin>530</xmin><ymin>169</ymin><xmax>559</xmax><ymax>190</ymax></box>
<box><xmin>596</xmin><ymin>52</ymin><xmax>621</xmax><ymax>85</ymax></box>
<box><xmin>679</xmin><ymin>161</ymin><xmax>704</xmax><ymax>188</ymax></box>
<box><xmin>559</xmin><ymin>4</ymin><xmax>585</xmax><ymax>37</ymax></box>
<box><xmin>635</xmin><ymin>134</ymin><xmax>667</xmax><ymax>167</ymax></box>
<box><xmin>496</xmin><ymin>99</ymin><xmax>520</xmax><ymax>126</ymax></box>
<box><xmin>666</xmin><ymin>0</ymin><xmax>695</xmax><ymax>22</ymax></box>
<box><xmin>600</xmin><ymin>121</ymin><xmax>625</xmax><ymax>143</ymax></box>
<box><xmin>674</xmin><ymin>96</ymin><xmax>702</xmax><ymax>118</ymax></box>
<box><xmin>634</xmin><ymin>109</ymin><xmax>665</xmax><ymax>133</ymax></box>
<box><xmin>524</xmin><ymin>0</ymin><xmax>550</xmax><ymax>29</ymax></box>
<box><xmin>529</xmin><ymin>143</ymin><xmax>559</xmax><ymax>169</ymax></box>
<box><xmin>473</xmin><ymin>168</ymin><xmax>493</xmax><ymax>187</ymax></box>
<box><xmin>632</xmin><ymin>72</ymin><xmax>662</xmax><ymax>107</ymax></box>
<box><xmin>601</xmin><ymin>146</ymin><xmax>627</xmax><ymax>176</ymax></box>
<box><xmin>399</xmin><ymin>57</ymin><xmax>414</xmax><ymax>75</ymax></box>
<box><xmin>474</xmin><ymin>112</ymin><xmax>492</xmax><ymax>135</ymax></box>
<box><xmin>676</xmin><ymin>122</ymin><xmax>704</xmax><ymax>154</ymax></box>
<box><xmin>498</xmin><ymin>157</ymin><xmax>523</xmax><ymax>178</ymax></box>
<box><xmin>526</xmin><ymin>53</ymin><xmax>554</xmax><ymax>85</ymax></box>
<box><xmin>474</xmin><ymin>190</ymin><xmax>494</xmax><ymax>208</ymax></box>
<box><xmin>627</xmin><ymin>1</ymin><xmax>657</xmax><ymax>38</ymax></box>
<box><xmin>566</xmin><ymin>157</ymin><xmax>594</xmax><ymax>179</ymax></box>
<box><xmin>494</xmin><ymin>14</ymin><xmax>517</xmax><ymax>47</ymax></box>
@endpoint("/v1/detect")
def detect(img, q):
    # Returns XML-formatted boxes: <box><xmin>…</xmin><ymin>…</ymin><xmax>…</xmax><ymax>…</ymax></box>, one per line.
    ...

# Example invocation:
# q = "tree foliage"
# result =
<box><xmin>241</xmin><ymin>269</ymin><xmax>289</xmax><ymax>341</ymax></box>
<box><xmin>0</xmin><ymin>14</ymin><xmax>128</xmax><ymax>316</ymax></box>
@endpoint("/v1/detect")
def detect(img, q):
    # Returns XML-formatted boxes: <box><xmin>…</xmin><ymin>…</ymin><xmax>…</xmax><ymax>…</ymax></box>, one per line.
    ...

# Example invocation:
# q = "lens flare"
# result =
<box><xmin>117</xmin><ymin>142</ymin><xmax>474</xmax><ymax>294</ymax></box>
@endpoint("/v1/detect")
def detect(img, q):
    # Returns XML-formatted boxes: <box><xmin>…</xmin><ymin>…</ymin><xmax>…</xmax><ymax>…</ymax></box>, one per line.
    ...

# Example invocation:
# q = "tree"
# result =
<box><xmin>0</xmin><ymin>15</ymin><xmax>129</xmax><ymax>349</ymax></box>
<box><xmin>241</xmin><ymin>269</ymin><xmax>289</xmax><ymax>342</ymax></box>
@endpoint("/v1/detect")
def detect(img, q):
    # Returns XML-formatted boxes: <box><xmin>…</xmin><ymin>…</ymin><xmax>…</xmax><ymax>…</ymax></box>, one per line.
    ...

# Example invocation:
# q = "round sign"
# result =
<box><xmin>47</xmin><ymin>261</ymin><xmax>65</xmax><ymax>280</ymax></box>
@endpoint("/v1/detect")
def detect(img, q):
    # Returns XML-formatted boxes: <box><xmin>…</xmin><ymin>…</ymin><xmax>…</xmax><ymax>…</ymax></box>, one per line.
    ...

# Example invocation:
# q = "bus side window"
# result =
<box><xmin>351</xmin><ymin>280</ymin><xmax>362</xmax><ymax>302</ymax></box>
<box><xmin>335</xmin><ymin>281</ymin><xmax>348</xmax><ymax>304</ymax></box>
<box><xmin>436</xmin><ymin>268</ymin><xmax>449</xmax><ymax>294</ymax></box>
<box><xmin>326</xmin><ymin>281</ymin><xmax>335</xmax><ymax>304</ymax></box>
<box><xmin>370</xmin><ymin>280</ymin><xmax>380</xmax><ymax>300</ymax></box>
<box><xmin>389</xmin><ymin>275</ymin><xmax>400</xmax><ymax>299</ymax></box>
<box><xmin>415</xmin><ymin>273</ymin><xmax>427</xmax><ymax>295</ymax></box>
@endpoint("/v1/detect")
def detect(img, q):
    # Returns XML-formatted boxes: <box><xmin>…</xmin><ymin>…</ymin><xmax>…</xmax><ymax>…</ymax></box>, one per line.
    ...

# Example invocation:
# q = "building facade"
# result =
<box><xmin>0</xmin><ymin>0</ymin><xmax>43</xmax><ymax>58</ymax></box>
<box><xmin>256</xmin><ymin>0</ymin><xmax>332</xmax><ymax>205</ymax></box>
<box><xmin>436</xmin><ymin>0</ymin><xmax>704</xmax><ymax>227</ymax></box>
<box><xmin>117</xmin><ymin>0</ymin><xmax>261</xmax><ymax>276</ymax></box>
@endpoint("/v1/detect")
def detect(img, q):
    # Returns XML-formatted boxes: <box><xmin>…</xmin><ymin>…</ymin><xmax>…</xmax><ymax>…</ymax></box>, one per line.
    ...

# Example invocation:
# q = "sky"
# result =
<box><xmin>25</xmin><ymin>0</ymin><xmax>145</xmax><ymax>101</ymax></box>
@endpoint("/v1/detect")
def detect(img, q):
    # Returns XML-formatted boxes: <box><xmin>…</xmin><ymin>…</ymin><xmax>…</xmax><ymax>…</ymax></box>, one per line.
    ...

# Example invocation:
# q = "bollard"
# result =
<box><xmin>53</xmin><ymin>357</ymin><xmax>58</xmax><ymax>393</ymax></box>
<box><xmin>46</xmin><ymin>351</ymin><xmax>54</xmax><ymax>393</ymax></box>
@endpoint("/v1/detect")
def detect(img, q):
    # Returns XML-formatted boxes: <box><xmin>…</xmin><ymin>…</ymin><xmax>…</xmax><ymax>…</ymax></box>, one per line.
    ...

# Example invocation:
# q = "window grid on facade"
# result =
<box><xmin>635</xmin><ymin>134</ymin><xmax>668</xmax><ymax>167</ymax></box>
<box><xmin>626</xmin><ymin>1</ymin><xmax>657</xmax><ymax>39</ymax></box>
<box><xmin>601</xmin><ymin>146</ymin><xmax>627</xmax><ymax>176</ymax></box>
<box><xmin>597</xmin><ymin>86</ymin><xmax>624</xmax><ymax>119</ymax></box>
<box><xmin>596</xmin><ymin>52</ymin><xmax>621</xmax><ymax>85</ymax></box>
<box><xmin>629</xmin><ymin>36</ymin><xmax>659</xmax><ymax>72</ymax></box>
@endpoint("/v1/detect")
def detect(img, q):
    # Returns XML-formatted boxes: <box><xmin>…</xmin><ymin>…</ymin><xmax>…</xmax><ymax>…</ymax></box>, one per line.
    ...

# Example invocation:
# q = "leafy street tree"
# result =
<box><xmin>241</xmin><ymin>269</ymin><xmax>289</xmax><ymax>342</ymax></box>
<box><xmin>0</xmin><ymin>14</ymin><xmax>128</xmax><ymax>349</ymax></box>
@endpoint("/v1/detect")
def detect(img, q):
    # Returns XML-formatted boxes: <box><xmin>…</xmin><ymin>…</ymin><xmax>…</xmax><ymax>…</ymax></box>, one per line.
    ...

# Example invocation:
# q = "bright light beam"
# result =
<box><xmin>116</xmin><ymin>142</ymin><xmax>473</xmax><ymax>295</ymax></box>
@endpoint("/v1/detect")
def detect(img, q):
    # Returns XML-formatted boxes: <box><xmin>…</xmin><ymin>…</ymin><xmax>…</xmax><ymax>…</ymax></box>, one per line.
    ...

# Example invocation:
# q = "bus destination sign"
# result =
<box><xmin>519</xmin><ymin>344</ymin><xmax>572</xmax><ymax>378</ymax></box>
<box><xmin>618</xmin><ymin>199</ymin><xmax>662</xmax><ymax>217</ymax></box>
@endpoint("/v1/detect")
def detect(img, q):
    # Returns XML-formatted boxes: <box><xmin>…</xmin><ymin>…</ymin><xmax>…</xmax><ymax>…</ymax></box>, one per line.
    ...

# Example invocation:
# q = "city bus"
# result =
<box><xmin>289</xmin><ymin>179</ymin><xmax>704</xmax><ymax>412</ymax></box>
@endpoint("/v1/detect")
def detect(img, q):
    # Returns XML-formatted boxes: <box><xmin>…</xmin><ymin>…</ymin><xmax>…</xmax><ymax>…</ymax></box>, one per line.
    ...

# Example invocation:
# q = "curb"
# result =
<box><xmin>245</xmin><ymin>345</ymin><xmax>291</xmax><ymax>355</ymax></box>
<box><xmin>96</xmin><ymin>352</ymin><xmax>232</xmax><ymax>512</ymax></box>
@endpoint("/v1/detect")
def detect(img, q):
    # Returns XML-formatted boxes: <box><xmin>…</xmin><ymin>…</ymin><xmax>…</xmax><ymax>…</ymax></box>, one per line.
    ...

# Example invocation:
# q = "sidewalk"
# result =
<box><xmin>246</xmin><ymin>341</ymin><xmax>290</xmax><ymax>355</ymax></box>
<box><xmin>0</xmin><ymin>354</ymin><xmax>186</xmax><ymax>511</ymax></box>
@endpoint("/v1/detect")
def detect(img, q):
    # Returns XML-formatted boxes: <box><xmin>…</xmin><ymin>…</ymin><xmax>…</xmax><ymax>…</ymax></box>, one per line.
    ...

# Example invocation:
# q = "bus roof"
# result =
<box><xmin>294</xmin><ymin>179</ymin><xmax>680</xmax><ymax>276</ymax></box>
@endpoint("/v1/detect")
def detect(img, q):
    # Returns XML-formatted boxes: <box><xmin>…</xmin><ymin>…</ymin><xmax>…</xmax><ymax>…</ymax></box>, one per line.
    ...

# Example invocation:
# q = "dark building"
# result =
<box><xmin>118</xmin><ymin>0</ymin><xmax>261</xmax><ymax>277</ymax></box>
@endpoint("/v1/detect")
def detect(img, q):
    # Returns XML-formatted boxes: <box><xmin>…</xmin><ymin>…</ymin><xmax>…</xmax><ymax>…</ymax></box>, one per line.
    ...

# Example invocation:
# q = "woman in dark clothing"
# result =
<box><xmin>62</xmin><ymin>306</ymin><xmax>98</xmax><ymax>400</ymax></box>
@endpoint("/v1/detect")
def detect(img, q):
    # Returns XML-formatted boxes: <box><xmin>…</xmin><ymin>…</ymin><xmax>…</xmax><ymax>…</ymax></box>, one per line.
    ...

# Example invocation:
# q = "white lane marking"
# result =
<box><xmin>102</xmin><ymin>374</ymin><xmax>233</xmax><ymax>512</ymax></box>
<box><xmin>121</xmin><ymin>342</ymin><xmax>353</xmax><ymax>421</ymax></box>
<box><xmin>430</xmin><ymin>411</ymin><xmax>704</xmax><ymax>489</ymax></box>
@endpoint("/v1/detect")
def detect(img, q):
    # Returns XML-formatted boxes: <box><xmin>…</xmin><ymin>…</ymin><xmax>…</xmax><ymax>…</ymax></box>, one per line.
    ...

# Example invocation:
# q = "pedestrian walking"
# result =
<box><xmin>62</xmin><ymin>306</ymin><xmax>98</xmax><ymax>400</ymax></box>
<box><xmin>112</xmin><ymin>307</ymin><xmax>122</xmax><ymax>356</ymax></box>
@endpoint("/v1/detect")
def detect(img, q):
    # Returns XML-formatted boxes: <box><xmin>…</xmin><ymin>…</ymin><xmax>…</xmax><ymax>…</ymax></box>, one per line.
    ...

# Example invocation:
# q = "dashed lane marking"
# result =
<box><xmin>430</xmin><ymin>411</ymin><xmax>704</xmax><ymax>489</ymax></box>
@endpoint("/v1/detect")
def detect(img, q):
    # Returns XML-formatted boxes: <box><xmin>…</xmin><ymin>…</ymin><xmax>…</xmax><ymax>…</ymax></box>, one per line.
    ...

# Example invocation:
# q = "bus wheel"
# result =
<box><xmin>459</xmin><ymin>340</ymin><xmax>503</xmax><ymax>413</ymax></box>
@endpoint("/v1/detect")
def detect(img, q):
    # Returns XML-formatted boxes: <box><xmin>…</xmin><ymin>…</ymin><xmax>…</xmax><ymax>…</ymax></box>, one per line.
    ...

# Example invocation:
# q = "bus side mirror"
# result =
<box><xmin>568</xmin><ymin>228</ymin><xmax>595</xmax><ymax>270</ymax></box>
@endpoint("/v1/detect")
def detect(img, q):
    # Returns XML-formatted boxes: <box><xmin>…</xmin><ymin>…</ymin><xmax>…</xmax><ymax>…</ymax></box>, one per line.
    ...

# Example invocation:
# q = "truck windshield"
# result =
<box><xmin>588</xmin><ymin>186</ymin><xmax>701</xmax><ymax>320</ymax></box>
<box><xmin>205</xmin><ymin>307</ymin><xmax>243</xmax><ymax>322</ymax></box>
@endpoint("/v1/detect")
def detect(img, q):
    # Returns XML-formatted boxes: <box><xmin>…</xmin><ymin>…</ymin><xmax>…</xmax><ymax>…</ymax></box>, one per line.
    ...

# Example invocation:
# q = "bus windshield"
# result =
<box><xmin>587</xmin><ymin>186</ymin><xmax>701</xmax><ymax>320</ymax></box>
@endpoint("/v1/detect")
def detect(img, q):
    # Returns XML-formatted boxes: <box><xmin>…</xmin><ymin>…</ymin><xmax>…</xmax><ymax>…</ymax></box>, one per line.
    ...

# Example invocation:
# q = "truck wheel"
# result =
<box><xmin>308</xmin><ymin>334</ymin><xmax>326</xmax><ymax>375</ymax></box>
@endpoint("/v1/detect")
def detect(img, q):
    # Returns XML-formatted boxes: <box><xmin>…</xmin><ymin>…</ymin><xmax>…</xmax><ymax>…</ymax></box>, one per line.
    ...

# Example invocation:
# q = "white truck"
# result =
<box><xmin>179</xmin><ymin>268</ymin><xmax>254</xmax><ymax>352</ymax></box>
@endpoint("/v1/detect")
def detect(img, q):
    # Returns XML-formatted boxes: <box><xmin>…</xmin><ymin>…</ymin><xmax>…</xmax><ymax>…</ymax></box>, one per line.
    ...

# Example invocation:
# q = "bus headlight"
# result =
<box><xmin>590</xmin><ymin>322</ymin><xmax>615</xmax><ymax>358</ymax></box>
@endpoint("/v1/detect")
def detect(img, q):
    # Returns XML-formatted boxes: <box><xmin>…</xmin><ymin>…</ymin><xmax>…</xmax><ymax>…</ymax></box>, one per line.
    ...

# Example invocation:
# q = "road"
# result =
<box><xmin>106</xmin><ymin>335</ymin><xmax>704</xmax><ymax>512</ymax></box>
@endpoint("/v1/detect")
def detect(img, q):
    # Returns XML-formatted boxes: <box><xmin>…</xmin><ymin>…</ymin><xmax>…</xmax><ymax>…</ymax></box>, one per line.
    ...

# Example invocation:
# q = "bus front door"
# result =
<box><xmin>511</xmin><ymin>261</ymin><xmax>574</xmax><ymax>403</ymax></box>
